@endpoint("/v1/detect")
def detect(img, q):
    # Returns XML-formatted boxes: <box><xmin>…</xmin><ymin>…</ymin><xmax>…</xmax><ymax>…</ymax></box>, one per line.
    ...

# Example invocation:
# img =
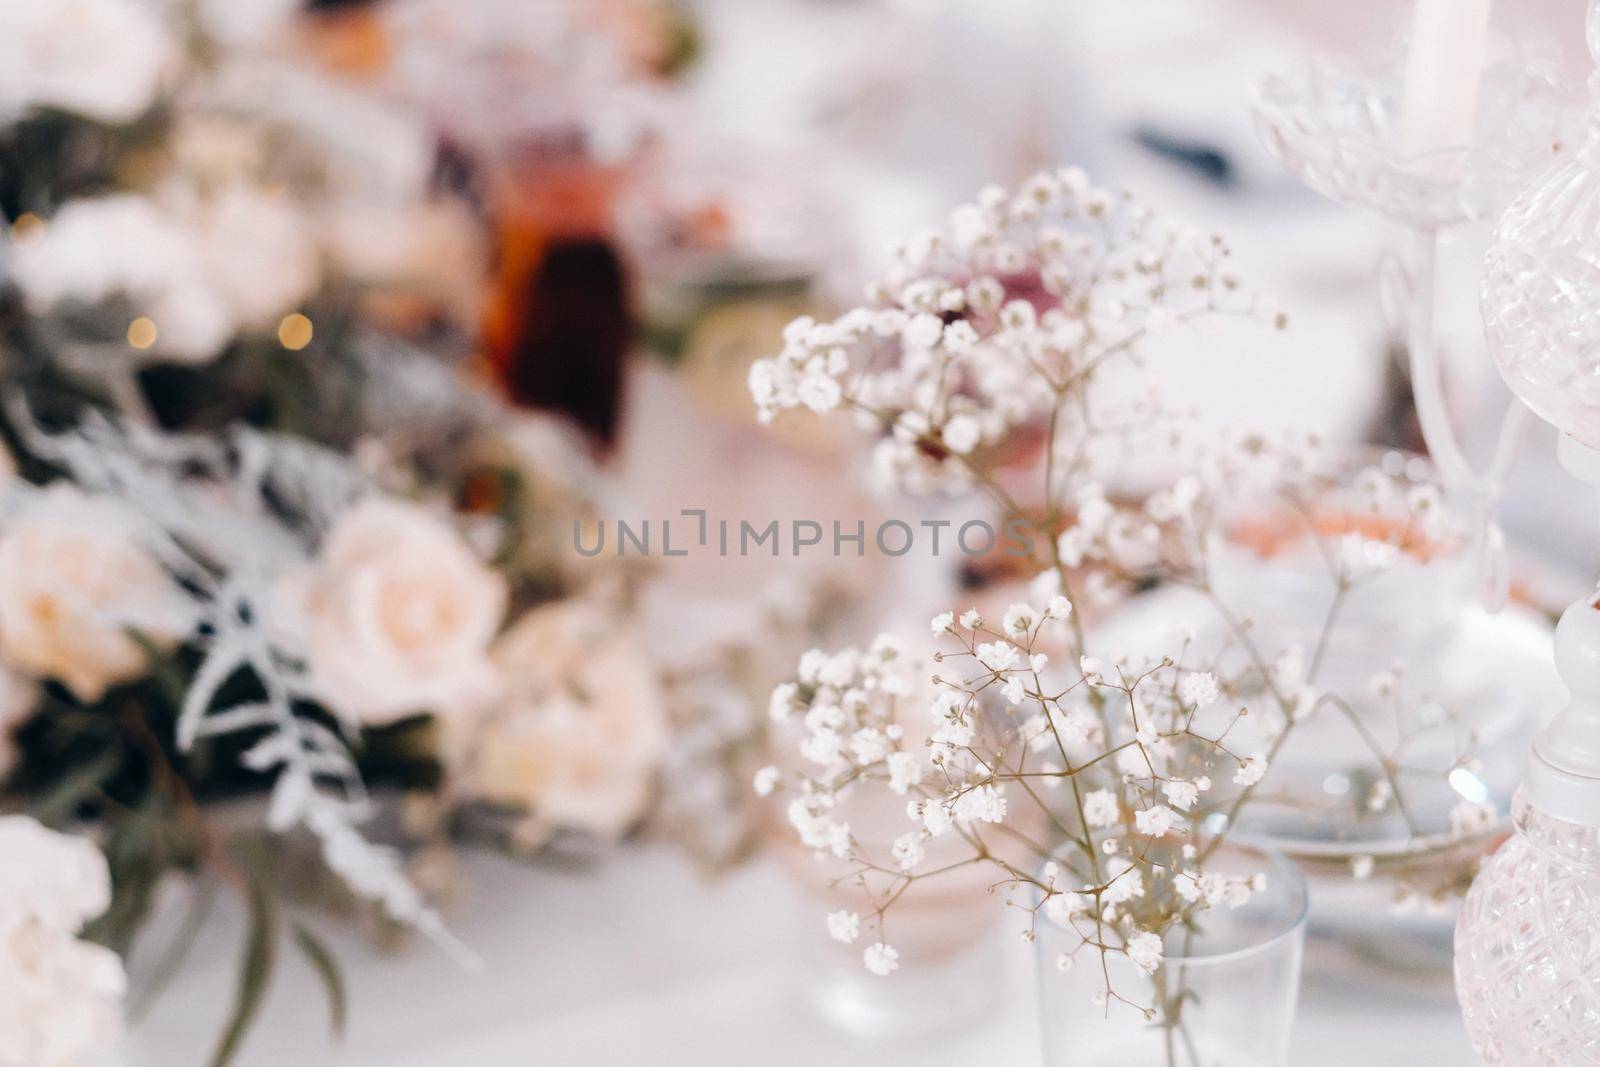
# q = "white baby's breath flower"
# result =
<box><xmin>930</xmin><ymin>611</ymin><xmax>955</xmax><ymax>635</ymax></box>
<box><xmin>941</xmin><ymin>415</ymin><xmax>982</xmax><ymax>455</ymax></box>
<box><xmin>959</xmin><ymin>608</ymin><xmax>982</xmax><ymax>630</ymax></box>
<box><xmin>1044</xmin><ymin>890</ymin><xmax>1090</xmax><ymax>925</ymax></box>
<box><xmin>1233</xmin><ymin>753</ymin><xmax>1268</xmax><ymax>787</ymax></box>
<box><xmin>797</xmin><ymin>372</ymin><xmax>843</xmax><ymax>413</ymax></box>
<box><xmin>886</xmin><ymin>751</ymin><xmax>923</xmax><ymax>795</ymax></box>
<box><xmin>953</xmin><ymin>785</ymin><xmax>1007</xmax><ymax>825</ymax></box>
<box><xmin>1179</xmin><ymin>672</ymin><xmax>1220</xmax><ymax>709</ymax></box>
<box><xmin>800</xmin><ymin>727</ymin><xmax>845</xmax><ymax>767</ymax></box>
<box><xmin>1103</xmin><ymin>861</ymin><xmax>1145</xmax><ymax>906</ymax></box>
<box><xmin>1082</xmin><ymin>789</ymin><xmax>1119</xmax><ymax>828</ymax></box>
<box><xmin>1162</xmin><ymin>779</ymin><xmax>1200</xmax><ymax>811</ymax></box>
<box><xmin>863</xmin><ymin>942</ymin><xmax>900</xmax><ymax>976</ymax></box>
<box><xmin>1134</xmin><ymin>805</ymin><xmax>1180</xmax><ymax>837</ymax></box>
<box><xmin>1272</xmin><ymin>646</ymin><xmax>1307</xmax><ymax>690</ymax></box>
<box><xmin>825</xmin><ymin>821</ymin><xmax>852</xmax><ymax>859</ymax></box>
<box><xmin>827</xmin><ymin>911</ymin><xmax>861</xmax><ymax>944</ymax></box>
<box><xmin>752</xmin><ymin>765</ymin><xmax>780</xmax><ymax>797</ymax></box>
<box><xmin>850</xmin><ymin>728</ymin><xmax>889</xmax><ymax>765</ymax></box>
<box><xmin>769</xmin><ymin>682</ymin><xmax>800</xmax><ymax>722</ymax></box>
<box><xmin>1001</xmin><ymin>603</ymin><xmax>1038</xmax><ymax>639</ymax></box>
<box><xmin>976</xmin><ymin>641</ymin><xmax>1020</xmax><ymax>673</ymax></box>
<box><xmin>892</xmin><ymin>832</ymin><xmax>926</xmax><ymax>872</ymax></box>
<box><xmin>1125</xmin><ymin>930</ymin><xmax>1164</xmax><ymax>975</ymax></box>
<box><xmin>902</xmin><ymin>312</ymin><xmax>944</xmax><ymax>350</ymax></box>
<box><xmin>1000</xmin><ymin>676</ymin><xmax>1026</xmax><ymax>705</ymax></box>
<box><xmin>1046</xmin><ymin>595</ymin><xmax>1073</xmax><ymax>620</ymax></box>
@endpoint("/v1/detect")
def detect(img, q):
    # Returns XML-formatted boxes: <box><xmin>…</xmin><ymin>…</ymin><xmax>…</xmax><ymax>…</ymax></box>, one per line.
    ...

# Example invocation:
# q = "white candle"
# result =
<box><xmin>1397</xmin><ymin>0</ymin><xmax>1492</xmax><ymax>157</ymax></box>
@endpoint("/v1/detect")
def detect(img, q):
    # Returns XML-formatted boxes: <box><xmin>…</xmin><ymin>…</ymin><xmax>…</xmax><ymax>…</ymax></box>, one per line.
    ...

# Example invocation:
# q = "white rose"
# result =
<box><xmin>0</xmin><ymin>0</ymin><xmax>175</xmax><ymax>124</ymax></box>
<box><xmin>0</xmin><ymin>817</ymin><xmax>124</xmax><ymax>1067</ymax></box>
<box><xmin>195</xmin><ymin>184</ymin><xmax>319</xmax><ymax>334</ymax></box>
<box><xmin>196</xmin><ymin>0</ymin><xmax>301</xmax><ymax>47</ymax></box>
<box><xmin>11</xmin><ymin>185</ymin><xmax>319</xmax><ymax>365</ymax></box>
<box><xmin>448</xmin><ymin>599</ymin><xmax>669</xmax><ymax>840</ymax></box>
<box><xmin>0</xmin><ymin>816</ymin><xmax>111</xmax><ymax>934</ymax></box>
<box><xmin>278</xmin><ymin>496</ymin><xmax>507</xmax><ymax>725</ymax></box>
<box><xmin>10</xmin><ymin>195</ymin><xmax>189</xmax><ymax>313</ymax></box>
<box><xmin>0</xmin><ymin>486</ymin><xmax>192</xmax><ymax>703</ymax></box>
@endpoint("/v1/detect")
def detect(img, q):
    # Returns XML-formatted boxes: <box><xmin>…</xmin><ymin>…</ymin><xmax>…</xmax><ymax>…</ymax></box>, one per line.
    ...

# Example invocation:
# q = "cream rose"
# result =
<box><xmin>279</xmin><ymin>496</ymin><xmax>507</xmax><ymax>725</ymax></box>
<box><xmin>449</xmin><ymin>599</ymin><xmax>668</xmax><ymax>840</ymax></box>
<box><xmin>0</xmin><ymin>817</ymin><xmax>125</xmax><ymax>1067</ymax></box>
<box><xmin>0</xmin><ymin>486</ymin><xmax>191</xmax><ymax>703</ymax></box>
<box><xmin>0</xmin><ymin>0</ymin><xmax>175</xmax><ymax>125</ymax></box>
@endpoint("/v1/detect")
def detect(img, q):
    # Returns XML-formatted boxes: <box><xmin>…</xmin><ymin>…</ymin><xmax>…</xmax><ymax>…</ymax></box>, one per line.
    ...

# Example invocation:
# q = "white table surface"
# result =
<box><xmin>117</xmin><ymin>845</ymin><xmax>1478</xmax><ymax>1066</ymax></box>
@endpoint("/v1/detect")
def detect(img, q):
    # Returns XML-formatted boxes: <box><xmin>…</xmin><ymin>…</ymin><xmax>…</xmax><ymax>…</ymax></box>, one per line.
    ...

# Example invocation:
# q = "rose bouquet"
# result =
<box><xmin>0</xmin><ymin>2</ymin><xmax>672</xmax><ymax>1063</ymax></box>
<box><xmin>749</xmin><ymin>169</ymin><xmax>1510</xmax><ymax>1055</ymax></box>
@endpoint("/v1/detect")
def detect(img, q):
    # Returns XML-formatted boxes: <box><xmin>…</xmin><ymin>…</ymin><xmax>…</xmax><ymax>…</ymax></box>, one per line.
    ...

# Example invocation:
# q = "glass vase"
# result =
<box><xmin>1034</xmin><ymin>846</ymin><xmax>1308</xmax><ymax>1067</ymax></box>
<box><xmin>767</xmin><ymin>808</ymin><xmax>1010</xmax><ymax>1040</ymax></box>
<box><xmin>1094</xmin><ymin>448</ymin><xmax>1556</xmax><ymax>975</ymax></box>
<box><xmin>1454</xmin><ymin>787</ymin><xmax>1600</xmax><ymax>1063</ymax></box>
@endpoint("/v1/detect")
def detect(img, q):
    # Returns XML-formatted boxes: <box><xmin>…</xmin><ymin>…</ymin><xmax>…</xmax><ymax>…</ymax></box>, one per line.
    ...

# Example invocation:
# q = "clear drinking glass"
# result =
<box><xmin>1034</xmin><ymin>846</ymin><xmax>1308</xmax><ymax>1067</ymax></box>
<box><xmin>769</xmin><ymin>809</ymin><xmax>1010</xmax><ymax>1040</ymax></box>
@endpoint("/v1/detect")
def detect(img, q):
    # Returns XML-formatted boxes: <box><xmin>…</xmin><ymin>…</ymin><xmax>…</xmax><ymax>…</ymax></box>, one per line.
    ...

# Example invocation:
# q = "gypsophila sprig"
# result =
<box><xmin>752</xmin><ymin>168</ymin><xmax>1501</xmax><ymax>1051</ymax></box>
<box><xmin>749</xmin><ymin>168</ymin><xmax>1282</xmax><ymax>496</ymax></box>
<box><xmin>765</xmin><ymin>600</ymin><xmax>1268</xmax><ymax>1017</ymax></box>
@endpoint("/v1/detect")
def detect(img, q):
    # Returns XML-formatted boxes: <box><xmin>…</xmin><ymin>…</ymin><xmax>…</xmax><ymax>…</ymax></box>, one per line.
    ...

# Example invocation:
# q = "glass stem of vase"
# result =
<box><xmin>1405</xmin><ymin>226</ymin><xmax>1532</xmax><ymax>508</ymax></box>
<box><xmin>1406</xmin><ymin>226</ymin><xmax>1477</xmax><ymax>500</ymax></box>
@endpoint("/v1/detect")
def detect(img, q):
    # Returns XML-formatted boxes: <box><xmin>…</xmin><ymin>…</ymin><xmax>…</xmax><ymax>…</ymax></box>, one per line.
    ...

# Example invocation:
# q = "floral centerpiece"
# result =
<box><xmin>0</xmin><ymin>2</ymin><xmax>671</xmax><ymax>1063</ymax></box>
<box><xmin>749</xmin><ymin>168</ymin><xmax>1509</xmax><ymax>1058</ymax></box>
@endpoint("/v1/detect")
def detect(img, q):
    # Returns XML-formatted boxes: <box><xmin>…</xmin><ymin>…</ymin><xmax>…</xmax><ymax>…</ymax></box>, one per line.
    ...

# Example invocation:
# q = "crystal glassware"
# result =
<box><xmin>764</xmin><ymin>675</ymin><xmax>1029</xmax><ymax>1040</ymax></box>
<box><xmin>1481</xmin><ymin>13</ymin><xmax>1600</xmax><ymax>450</ymax></box>
<box><xmin>1252</xmin><ymin>54</ymin><xmax>1578</xmax><ymax>230</ymax></box>
<box><xmin>1253</xmin><ymin>44</ymin><xmax>1580</xmax><ymax>584</ymax></box>
<box><xmin>1034</xmin><ymin>845</ymin><xmax>1308</xmax><ymax>1067</ymax></box>
<box><xmin>1457</xmin><ymin>7</ymin><xmax>1600</xmax><ymax>1056</ymax></box>
<box><xmin>1454</xmin><ymin>786</ymin><xmax>1600</xmax><ymax>1063</ymax></box>
<box><xmin>1093</xmin><ymin>449</ymin><xmax>1555</xmax><ymax>973</ymax></box>
<box><xmin>765</xmin><ymin>798</ymin><xmax>1011</xmax><ymax>1040</ymax></box>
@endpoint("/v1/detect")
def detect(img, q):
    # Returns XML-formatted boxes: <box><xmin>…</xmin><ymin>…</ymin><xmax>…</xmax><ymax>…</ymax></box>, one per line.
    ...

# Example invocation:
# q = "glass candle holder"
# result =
<box><xmin>1034</xmin><ymin>845</ymin><xmax>1308</xmax><ymax>1067</ymax></box>
<box><xmin>1252</xmin><ymin>54</ymin><xmax>1578</xmax><ymax>229</ymax></box>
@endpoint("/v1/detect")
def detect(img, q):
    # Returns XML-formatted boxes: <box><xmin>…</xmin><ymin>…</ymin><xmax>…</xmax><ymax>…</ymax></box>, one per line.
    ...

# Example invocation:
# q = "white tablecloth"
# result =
<box><xmin>118</xmin><ymin>846</ymin><xmax>1477</xmax><ymax>1066</ymax></box>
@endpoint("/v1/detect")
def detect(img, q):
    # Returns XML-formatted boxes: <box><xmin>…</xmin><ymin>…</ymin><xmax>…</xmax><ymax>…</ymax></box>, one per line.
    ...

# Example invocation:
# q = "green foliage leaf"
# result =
<box><xmin>209</xmin><ymin>864</ymin><xmax>277</xmax><ymax>1067</ymax></box>
<box><xmin>292</xmin><ymin>923</ymin><xmax>347</xmax><ymax>1040</ymax></box>
<box><xmin>128</xmin><ymin>884</ymin><xmax>215</xmax><ymax>1023</ymax></box>
<box><xmin>27</xmin><ymin>745</ymin><xmax>120</xmax><ymax>824</ymax></box>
